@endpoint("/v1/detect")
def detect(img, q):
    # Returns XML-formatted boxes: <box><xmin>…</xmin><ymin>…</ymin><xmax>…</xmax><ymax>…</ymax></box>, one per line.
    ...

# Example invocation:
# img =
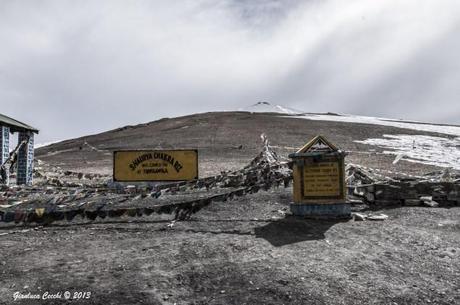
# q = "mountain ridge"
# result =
<box><xmin>35</xmin><ymin>111</ymin><xmax>459</xmax><ymax>177</ymax></box>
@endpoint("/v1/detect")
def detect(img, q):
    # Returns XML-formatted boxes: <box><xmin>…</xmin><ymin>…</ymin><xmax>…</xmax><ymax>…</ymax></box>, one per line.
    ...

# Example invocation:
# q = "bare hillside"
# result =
<box><xmin>36</xmin><ymin>111</ymin><xmax>452</xmax><ymax>177</ymax></box>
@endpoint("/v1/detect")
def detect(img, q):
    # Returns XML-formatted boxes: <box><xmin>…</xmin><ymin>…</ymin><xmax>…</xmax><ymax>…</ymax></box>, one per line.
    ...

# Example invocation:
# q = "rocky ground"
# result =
<box><xmin>1</xmin><ymin>112</ymin><xmax>459</xmax><ymax>304</ymax></box>
<box><xmin>0</xmin><ymin>188</ymin><xmax>459</xmax><ymax>305</ymax></box>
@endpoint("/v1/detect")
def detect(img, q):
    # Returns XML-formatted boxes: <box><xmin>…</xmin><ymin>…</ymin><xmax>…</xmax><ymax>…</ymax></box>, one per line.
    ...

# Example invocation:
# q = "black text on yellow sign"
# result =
<box><xmin>113</xmin><ymin>150</ymin><xmax>198</xmax><ymax>182</ymax></box>
<box><xmin>303</xmin><ymin>162</ymin><xmax>341</xmax><ymax>197</ymax></box>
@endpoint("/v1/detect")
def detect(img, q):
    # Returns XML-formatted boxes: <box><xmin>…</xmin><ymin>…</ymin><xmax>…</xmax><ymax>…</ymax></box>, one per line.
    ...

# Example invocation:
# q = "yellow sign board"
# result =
<box><xmin>113</xmin><ymin>150</ymin><xmax>198</xmax><ymax>182</ymax></box>
<box><xmin>303</xmin><ymin>161</ymin><xmax>341</xmax><ymax>197</ymax></box>
<box><xmin>290</xmin><ymin>135</ymin><xmax>346</xmax><ymax>203</ymax></box>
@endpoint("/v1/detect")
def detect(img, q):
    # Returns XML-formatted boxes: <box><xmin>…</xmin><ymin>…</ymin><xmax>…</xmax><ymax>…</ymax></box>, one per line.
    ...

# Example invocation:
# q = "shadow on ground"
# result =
<box><xmin>254</xmin><ymin>216</ymin><xmax>347</xmax><ymax>247</ymax></box>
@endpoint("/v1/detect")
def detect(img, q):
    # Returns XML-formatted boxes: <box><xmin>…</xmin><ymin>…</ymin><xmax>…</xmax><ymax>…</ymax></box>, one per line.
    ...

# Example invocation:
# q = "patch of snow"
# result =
<box><xmin>292</xmin><ymin>113</ymin><xmax>460</xmax><ymax>137</ymax></box>
<box><xmin>240</xmin><ymin>102</ymin><xmax>304</xmax><ymax>115</ymax></box>
<box><xmin>355</xmin><ymin>134</ymin><xmax>460</xmax><ymax>170</ymax></box>
<box><xmin>35</xmin><ymin>140</ymin><xmax>62</xmax><ymax>149</ymax></box>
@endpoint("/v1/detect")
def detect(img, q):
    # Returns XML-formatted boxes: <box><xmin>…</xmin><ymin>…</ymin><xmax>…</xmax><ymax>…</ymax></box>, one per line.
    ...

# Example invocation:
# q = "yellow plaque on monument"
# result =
<box><xmin>289</xmin><ymin>135</ymin><xmax>346</xmax><ymax>204</ymax></box>
<box><xmin>303</xmin><ymin>161</ymin><xmax>341</xmax><ymax>197</ymax></box>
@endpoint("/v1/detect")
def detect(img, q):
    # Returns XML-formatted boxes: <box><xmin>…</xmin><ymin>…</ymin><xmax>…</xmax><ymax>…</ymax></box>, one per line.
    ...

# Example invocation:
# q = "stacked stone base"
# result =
<box><xmin>290</xmin><ymin>203</ymin><xmax>351</xmax><ymax>219</ymax></box>
<box><xmin>355</xmin><ymin>181</ymin><xmax>460</xmax><ymax>207</ymax></box>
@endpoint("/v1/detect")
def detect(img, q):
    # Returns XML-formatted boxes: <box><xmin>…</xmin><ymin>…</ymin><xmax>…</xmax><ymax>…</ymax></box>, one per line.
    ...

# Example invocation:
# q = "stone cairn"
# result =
<box><xmin>347</xmin><ymin>164</ymin><xmax>460</xmax><ymax>207</ymax></box>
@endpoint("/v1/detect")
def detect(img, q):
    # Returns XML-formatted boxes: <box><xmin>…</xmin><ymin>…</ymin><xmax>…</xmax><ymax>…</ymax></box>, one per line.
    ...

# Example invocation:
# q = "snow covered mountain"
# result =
<box><xmin>239</xmin><ymin>102</ymin><xmax>304</xmax><ymax>114</ymax></box>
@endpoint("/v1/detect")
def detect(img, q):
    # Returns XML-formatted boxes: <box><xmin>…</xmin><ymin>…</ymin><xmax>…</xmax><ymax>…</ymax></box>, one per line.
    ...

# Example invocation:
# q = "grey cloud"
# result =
<box><xmin>0</xmin><ymin>0</ymin><xmax>459</xmax><ymax>144</ymax></box>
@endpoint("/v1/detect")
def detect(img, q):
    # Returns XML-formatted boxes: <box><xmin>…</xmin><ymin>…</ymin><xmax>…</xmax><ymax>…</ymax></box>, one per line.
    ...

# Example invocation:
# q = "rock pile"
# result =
<box><xmin>347</xmin><ymin>165</ymin><xmax>460</xmax><ymax>207</ymax></box>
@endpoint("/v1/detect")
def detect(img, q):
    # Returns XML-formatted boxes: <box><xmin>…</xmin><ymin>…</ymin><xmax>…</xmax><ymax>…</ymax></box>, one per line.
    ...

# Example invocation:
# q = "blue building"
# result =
<box><xmin>0</xmin><ymin>113</ymin><xmax>39</xmax><ymax>185</ymax></box>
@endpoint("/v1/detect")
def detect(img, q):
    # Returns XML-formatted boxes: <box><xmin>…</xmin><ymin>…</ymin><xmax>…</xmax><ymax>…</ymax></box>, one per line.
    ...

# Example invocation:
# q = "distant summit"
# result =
<box><xmin>239</xmin><ymin>102</ymin><xmax>304</xmax><ymax>114</ymax></box>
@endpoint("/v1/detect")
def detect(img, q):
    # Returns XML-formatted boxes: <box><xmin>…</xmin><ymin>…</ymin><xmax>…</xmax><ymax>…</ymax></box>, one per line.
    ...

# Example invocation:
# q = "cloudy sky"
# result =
<box><xmin>1</xmin><ymin>0</ymin><xmax>459</xmax><ymax>143</ymax></box>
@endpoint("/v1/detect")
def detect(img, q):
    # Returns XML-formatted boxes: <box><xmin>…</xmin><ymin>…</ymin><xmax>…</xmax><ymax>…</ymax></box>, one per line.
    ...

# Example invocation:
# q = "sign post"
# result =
<box><xmin>289</xmin><ymin>136</ymin><xmax>350</xmax><ymax>218</ymax></box>
<box><xmin>113</xmin><ymin>150</ymin><xmax>198</xmax><ymax>182</ymax></box>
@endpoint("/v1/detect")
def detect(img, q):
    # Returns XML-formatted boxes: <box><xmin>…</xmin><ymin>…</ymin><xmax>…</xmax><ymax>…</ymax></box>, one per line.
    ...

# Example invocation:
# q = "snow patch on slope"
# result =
<box><xmin>289</xmin><ymin>113</ymin><xmax>460</xmax><ymax>169</ymax></box>
<box><xmin>35</xmin><ymin>140</ymin><xmax>63</xmax><ymax>149</ymax></box>
<box><xmin>355</xmin><ymin>134</ymin><xmax>460</xmax><ymax>170</ymax></box>
<box><xmin>292</xmin><ymin>113</ymin><xmax>460</xmax><ymax>137</ymax></box>
<box><xmin>240</xmin><ymin>102</ymin><xmax>304</xmax><ymax>114</ymax></box>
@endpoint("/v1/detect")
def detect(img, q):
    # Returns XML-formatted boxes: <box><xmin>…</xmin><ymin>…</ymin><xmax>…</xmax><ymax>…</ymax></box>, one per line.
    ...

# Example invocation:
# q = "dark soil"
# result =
<box><xmin>1</xmin><ymin>112</ymin><xmax>459</xmax><ymax>304</ymax></box>
<box><xmin>0</xmin><ymin>188</ymin><xmax>459</xmax><ymax>305</ymax></box>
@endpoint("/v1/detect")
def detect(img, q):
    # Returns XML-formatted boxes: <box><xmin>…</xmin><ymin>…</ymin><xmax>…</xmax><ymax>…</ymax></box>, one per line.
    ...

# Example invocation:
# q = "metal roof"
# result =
<box><xmin>0</xmin><ymin>113</ymin><xmax>39</xmax><ymax>133</ymax></box>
